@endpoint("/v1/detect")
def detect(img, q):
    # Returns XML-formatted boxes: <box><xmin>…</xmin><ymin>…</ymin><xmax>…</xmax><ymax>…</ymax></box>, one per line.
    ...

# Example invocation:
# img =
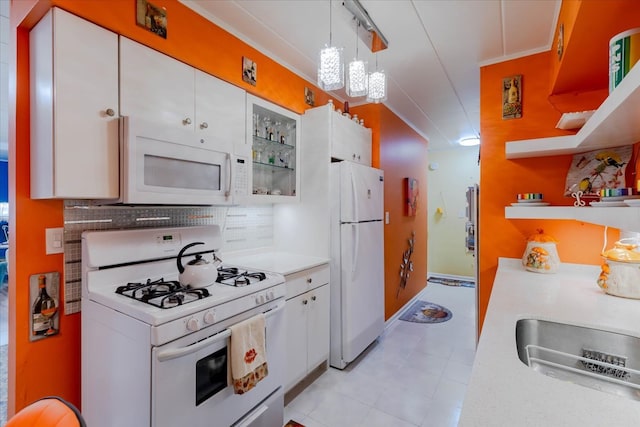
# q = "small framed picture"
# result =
<box><xmin>304</xmin><ymin>87</ymin><xmax>315</xmax><ymax>106</ymax></box>
<box><xmin>136</xmin><ymin>0</ymin><xmax>167</xmax><ymax>39</ymax></box>
<box><xmin>502</xmin><ymin>75</ymin><xmax>522</xmax><ymax>120</ymax></box>
<box><xmin>405</xmin><ymin>177</ymin><xmax>419</xmax><ymax>216</ymax></box>
<box><xmin>242</xmin><ymin>57</ymin><xmax>257</xmax><ymax>86</ymax></box>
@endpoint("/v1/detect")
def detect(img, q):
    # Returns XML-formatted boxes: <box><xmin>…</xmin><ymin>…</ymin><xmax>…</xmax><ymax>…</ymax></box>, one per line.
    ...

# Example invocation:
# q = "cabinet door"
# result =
<box><xmin>245</xmin><ymin>94</ymin><xmax>300</xmax><ymax>203</ymax></box>
<box><xmin>120</xmin><ymin>37</ymin><xmax>195</xmax><ymax>131</ymax></box>
<box><xmin>195</xmin><ymin>70</ymin><xmax>245</xmax><ymax>154</ymax></box>
<box><xmin>331</xmin><ymin>113</ymin><xmax>372</xmax><ymax>165</ymax></box>
<box><xmin>30</xmin><ymin>8</ymin><xmax>119</xmax><ymax>199</ymax></box>
<box><xmin>307</xmin><ymin>283</ymin><xmax>330</xmax><ymax>370</ymax></box>
<box><xmin>284</xmin><ymin>293</ymin><xmax>308</xmax><ymax>392</ymax></box>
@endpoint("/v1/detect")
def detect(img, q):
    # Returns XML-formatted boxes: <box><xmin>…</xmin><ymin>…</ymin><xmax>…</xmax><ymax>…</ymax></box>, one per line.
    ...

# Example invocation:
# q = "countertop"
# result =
<box><xmin>222</xmin><ymin>249</ymin><xmax>329</xmax><ymax>276</ymax></box>
<box><xmin>459</xmin><ymin>258</ymin><xmax>640</xmax><ymax>427</ymax></box>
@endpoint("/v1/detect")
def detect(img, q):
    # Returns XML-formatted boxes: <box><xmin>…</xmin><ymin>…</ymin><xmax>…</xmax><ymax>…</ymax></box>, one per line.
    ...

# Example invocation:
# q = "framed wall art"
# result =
<box><xmin>242</xmin><ymin>57</ymin><xmax>257</xmax><ymax>86</ymax></box>
<box><xmin>564</xmin><ymin>146</ymin><xmax>632</xmax><ymax>197</ymax></box>
<box><xmin>136</xmin><ymin>0</ymin><xmax>167</xmax><ymax>39</ymax></box>
<box><xmin>502</xmin><ymin>75</ymin><xmax>522</xmax><ymax>119</ymax></box>
<box><xmin>405</xmin><ymin>177</ymin><xmax>419</xmax><ymax>216</ymax></box>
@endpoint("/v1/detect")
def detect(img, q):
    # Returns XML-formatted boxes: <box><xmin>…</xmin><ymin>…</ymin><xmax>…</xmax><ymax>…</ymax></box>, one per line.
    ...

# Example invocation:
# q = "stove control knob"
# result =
<box><xmin>267</xmin><ymin>291</ymin><xmax>275</xmax><ymax>300</ymax></box>
<box><xmin>259</xmin><ymin>294</ymin><xmax>265</xmax><ymax>304</ymax></box>
<box><xmin>203</xmin><ymin>311</ymin><xmax>215</xmax><ymax>324</ymax></box>
<box><xmin>186</xmin><ymin>317</ymin><xmax>200</xmax><ymax>332</ymax></box>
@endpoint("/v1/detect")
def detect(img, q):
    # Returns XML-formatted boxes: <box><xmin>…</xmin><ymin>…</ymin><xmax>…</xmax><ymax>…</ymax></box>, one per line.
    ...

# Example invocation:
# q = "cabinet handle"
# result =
<box><xmin>306</xmin><ymin>278</ymin><xmax>312</xmax><ymax>284</ymax></box>
<box><xmin>311</xmin><ymin>296</ymin><xmax>317</xmax><ymax>301</ymax></box>
<box><xmin>302</xmin><ymin>299</ymin><xmax>308</xmax><ymax>305</ymax></box>
<box><xmin>357</xmin><ymin>155</ymin><xmax>361</xmax><ymax>160</ymax></box>
<box><xmin>352</xmin><ymin>154</ymin><xmax>356</xmax><ymax>160</ymax></box>
<box><xmin>182</xmin><ymin>117</ymin><xmax>192</xmax><ymax>125</ymax></box>
<box><xmin>105</xmin><ymin>108</ymin><xmax>115</xmax><ymax>117</ymax></box>
<box><xmin>200</xmin><ymin>122</ymin><xmax>208</xmax><ymax>129</ymax></box>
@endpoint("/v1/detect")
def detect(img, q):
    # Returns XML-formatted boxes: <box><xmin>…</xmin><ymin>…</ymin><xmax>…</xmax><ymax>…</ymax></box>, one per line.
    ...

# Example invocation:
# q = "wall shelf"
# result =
<box><xmin>506</xmin><ymin>62</ymin><xmax>640</xmax><ymax>159</ymax></box>
<box><xmin>505</xmin><ymin>206</ymin><xmax>640</xmax><ymax>231</ymax></box>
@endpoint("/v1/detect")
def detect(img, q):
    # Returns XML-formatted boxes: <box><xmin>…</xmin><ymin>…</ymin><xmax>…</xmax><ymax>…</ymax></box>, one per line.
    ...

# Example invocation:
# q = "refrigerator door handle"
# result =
<box><xmin>350</xmin><ymin>170</ymin><xmax>358</xmax><ymax>221</ymax></box>
<box><xmin>352</xmin><ymin>224</ymin><xmax>359</xmax><ymax>276</ymax></box>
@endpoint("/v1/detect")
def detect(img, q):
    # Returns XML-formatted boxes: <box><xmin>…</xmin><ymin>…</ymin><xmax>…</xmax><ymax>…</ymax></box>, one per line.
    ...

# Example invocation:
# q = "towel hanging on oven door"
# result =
<box><xmin>229</xmin><ymin>313</ymin><xmax>268</xmax><ymax>394</ymax></box>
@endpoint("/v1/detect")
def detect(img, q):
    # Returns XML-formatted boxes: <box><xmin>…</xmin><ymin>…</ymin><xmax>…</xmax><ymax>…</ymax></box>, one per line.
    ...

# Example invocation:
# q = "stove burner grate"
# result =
<box><xmin>116</xmin><ymin>278</ymin><xmax>210</xmax><ymax>309</ymax></box>
<box><xmin>216</xmin><ymin>268</ymin><xmax>267</xmax><ymax>287</ymax></box>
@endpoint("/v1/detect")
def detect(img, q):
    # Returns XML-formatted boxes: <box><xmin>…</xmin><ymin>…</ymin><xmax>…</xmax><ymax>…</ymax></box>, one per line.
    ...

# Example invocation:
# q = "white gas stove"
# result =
<box><xmin>81</xmin><ymin>225</ymin><xmax>286</xmax><ymax>427</ymax></box>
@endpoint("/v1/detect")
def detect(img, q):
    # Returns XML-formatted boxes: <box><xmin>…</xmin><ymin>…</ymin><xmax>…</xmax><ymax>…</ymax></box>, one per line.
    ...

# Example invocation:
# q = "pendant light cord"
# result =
<box><xmin>329</xmin><ymin>0</ymin><xmax>333</xmax><ymax>45</ymax></box>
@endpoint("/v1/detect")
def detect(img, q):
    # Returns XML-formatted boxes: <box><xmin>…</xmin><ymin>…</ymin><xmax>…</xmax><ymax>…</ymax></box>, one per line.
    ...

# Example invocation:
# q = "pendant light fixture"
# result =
<box><xmin>318</xmin><ymin>0</ymin><xmax>344</xmax><ymax>91</ymax></box>
<box><xmin>346</xmin><ymin>20</ymin><xmax>368</xmax><ymax>97</ymax></box>
<box><xmin>367</xmin><ymin>54</ymin><xmax>387</xmax><ymax>103</ymax></box>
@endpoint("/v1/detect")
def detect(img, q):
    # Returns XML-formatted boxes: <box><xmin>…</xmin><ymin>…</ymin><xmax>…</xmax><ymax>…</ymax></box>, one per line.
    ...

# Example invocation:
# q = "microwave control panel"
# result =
<box><xmin>234</xmin><ymin>157</ymin><xmax>249</xmax><ymax>196</ymax></box>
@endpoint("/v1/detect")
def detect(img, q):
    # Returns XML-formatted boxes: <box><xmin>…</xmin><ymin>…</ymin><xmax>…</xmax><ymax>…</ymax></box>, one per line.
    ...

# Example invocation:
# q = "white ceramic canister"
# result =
<box><xmin>597</xmin><ymin>240</ymin><xmax>640</xmax><ymax>299</ymax></box>
<box><xmin>609</xmin><ymin>28</ymin><xmax>640</xmax><ymax>93</ymax></box>
<box><xmin>522</xmin><ymin>240</ymin><xmax>560</xmax><ymax>273</ymax></box>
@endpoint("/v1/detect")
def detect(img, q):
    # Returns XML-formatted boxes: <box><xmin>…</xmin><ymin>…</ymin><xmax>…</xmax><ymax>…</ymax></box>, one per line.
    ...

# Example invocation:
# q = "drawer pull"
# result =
<box><xmin>311</xmin><ymin>296</ymin><xmax>317</xmax><ymax>301</ymax></box>
<box><xmin>302</xmin><ymin>299</ymin><xmax>308</xmax><ymax>305</ymax></box>
<box><xmin>307</xmin><ymin>278</ymin><xmax>312</xmax><ymax>283</ymax></box>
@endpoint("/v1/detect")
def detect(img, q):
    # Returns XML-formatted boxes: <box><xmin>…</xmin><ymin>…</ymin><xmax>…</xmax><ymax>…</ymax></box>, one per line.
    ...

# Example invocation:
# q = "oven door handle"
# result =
<box><xmin>156</xmin><ymin>329</ymin><xmax>231</xmax><ymax>362</ymax></box>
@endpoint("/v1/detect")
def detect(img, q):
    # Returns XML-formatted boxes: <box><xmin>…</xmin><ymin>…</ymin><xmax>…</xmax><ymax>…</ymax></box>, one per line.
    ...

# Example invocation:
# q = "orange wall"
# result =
<box><xmin>551</xmin><ymin>0</ymin><xmax>640</xmax><ymax>94</ymax></box>
<box><xmin>9</xmin><ymin>0</ymin><xmax>426</xmax><ymax>415</ymax></box>
<box><xmin>478</xmin><ymin>51</ymin><xmax>620</xmax><ymax>332</ymax></box>
<box><xmin>356</xmin><ymin>104</ymin><xmax>429</xmax><ymax>319</ymax></box>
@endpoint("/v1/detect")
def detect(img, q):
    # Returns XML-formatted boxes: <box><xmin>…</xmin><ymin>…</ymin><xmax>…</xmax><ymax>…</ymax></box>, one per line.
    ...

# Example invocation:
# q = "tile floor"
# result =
<box><xmin>284</xmin><ymin>281</ymin><xmax>477</xmax><ymax>427</ymax></box>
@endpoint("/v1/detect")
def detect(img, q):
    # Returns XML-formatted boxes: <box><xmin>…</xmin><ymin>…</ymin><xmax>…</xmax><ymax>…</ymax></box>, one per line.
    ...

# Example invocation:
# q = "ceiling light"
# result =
<box><xmin>346</xmin><ymin>20</ymin><xmax>368</xmax><ymax>97</ymax></box>
<box><xmin>459</xmin><ymin>137</ymin><xmax>480</xmax><ymax>146</ymax></box>
<box><xmin>318</xmin><ymin>1</ymin><xmax>344</xmax><ymax>91</ymax></box>
<box><xmin>367</xmin><ymin>54</ymin><xmax>386</xmax><ymax>103</ymax></box>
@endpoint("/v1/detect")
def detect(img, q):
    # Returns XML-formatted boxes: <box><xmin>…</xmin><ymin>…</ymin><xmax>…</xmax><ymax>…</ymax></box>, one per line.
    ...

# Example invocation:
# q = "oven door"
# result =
<box><xmin>151</xmin><ymin>300</ymin><xmax>285</xmax><ymax>427</ymax></box>
<box><xmin>121</xmin><ymin>116</ymin><xmax>237</xmax><ymax>205</ymax></box>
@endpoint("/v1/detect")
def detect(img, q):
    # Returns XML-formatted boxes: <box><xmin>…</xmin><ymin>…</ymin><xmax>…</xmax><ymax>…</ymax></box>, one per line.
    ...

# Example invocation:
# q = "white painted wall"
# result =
<box><xmin>427</xmin><ymin>147</ymin><xmax>479</xmax><ymax>277</ymax></box>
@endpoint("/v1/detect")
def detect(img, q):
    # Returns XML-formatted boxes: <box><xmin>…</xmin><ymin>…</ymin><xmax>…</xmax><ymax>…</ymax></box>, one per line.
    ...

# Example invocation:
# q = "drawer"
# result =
<box><xmin>285</xmin><ymin>264</ymin><xmax>329</xmax><ymax>299</ymax></box>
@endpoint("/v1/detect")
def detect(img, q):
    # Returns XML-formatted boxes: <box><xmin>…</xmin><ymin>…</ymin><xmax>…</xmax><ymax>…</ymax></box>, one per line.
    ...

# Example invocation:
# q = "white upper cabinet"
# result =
<box><xmin>244</xmin><ymin>94</ymin><xmax>300</xmax><ymax>202</ymax></box>
<box><xmin>331</xmin><ymin>110</ymin><xmax>372</xmax><ymax>165</ymax></box>
<box><xmin>120</xmin><ymin>37</ymin><xmax>194</xmax><ymax>130</ymax></box>
<box><xmin>30</xmin><ymin>7</ymin><xmax>119</xmax><ymax>199</ymax></box>
<box><xmin>195</xmin><ymin>70</ymin><xmax>246</xmax><ymax>154</ymax></box>
<box><xmin>303</xmin><ymin>104</ymin><xmax>372</xmax><ymax>166</ymax></box>
<box><xmin>119</xmin><ymin>38</ymin><xmax>245</xmax><ymax>155</ymax></box>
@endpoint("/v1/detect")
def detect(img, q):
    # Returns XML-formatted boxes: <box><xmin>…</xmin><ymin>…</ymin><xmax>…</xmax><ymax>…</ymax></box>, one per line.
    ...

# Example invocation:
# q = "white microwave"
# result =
<box><xmin>114</xmin><ymin>116</ymin><xmax>249</xmax><ymax>205</ymax></box>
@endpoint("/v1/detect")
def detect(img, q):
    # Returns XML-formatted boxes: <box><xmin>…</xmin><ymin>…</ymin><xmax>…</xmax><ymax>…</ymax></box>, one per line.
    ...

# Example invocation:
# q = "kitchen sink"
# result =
<box><xmin>515</xmin><ymin>318</ymin><xmax>640</xmax><ymax>400</ymax></box>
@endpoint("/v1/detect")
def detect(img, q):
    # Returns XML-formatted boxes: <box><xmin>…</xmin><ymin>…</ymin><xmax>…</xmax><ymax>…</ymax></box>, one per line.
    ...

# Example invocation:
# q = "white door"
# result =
<box><xmin>339</xmin><ymin>162</ymin><xmax>384</xmax><ymax>222</ymax></box>
<box><xmin>340</xmin><ymin>220</ymin><xmax>384</xmax><ymax>363</ymax></box>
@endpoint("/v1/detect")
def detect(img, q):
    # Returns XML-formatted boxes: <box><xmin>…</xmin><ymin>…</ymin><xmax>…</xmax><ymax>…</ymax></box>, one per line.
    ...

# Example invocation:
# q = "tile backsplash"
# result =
<box><xmin>63</xmin><ymin>200</ymin><xmax>273</xmax><ymax>314</ymax></box>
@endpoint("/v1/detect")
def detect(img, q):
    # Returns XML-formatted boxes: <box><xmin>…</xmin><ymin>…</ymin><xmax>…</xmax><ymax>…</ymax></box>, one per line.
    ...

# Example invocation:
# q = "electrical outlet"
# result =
<box><xmin>45</xmin><ymin>227</ymin><xmax>64</xmax><ymax>255</ymax></box>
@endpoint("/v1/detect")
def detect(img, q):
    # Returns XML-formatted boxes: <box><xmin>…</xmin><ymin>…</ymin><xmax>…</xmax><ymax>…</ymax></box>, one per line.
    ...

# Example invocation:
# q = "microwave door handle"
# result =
<box><xmin>225</xmin><ymin>153</ymin><xmax>232</xmax><ymax>200</ymax></box>
<box><xmin>156</xmin><ymin>329</ymin><xmax>231</xmax><ymax>362</ymax></box>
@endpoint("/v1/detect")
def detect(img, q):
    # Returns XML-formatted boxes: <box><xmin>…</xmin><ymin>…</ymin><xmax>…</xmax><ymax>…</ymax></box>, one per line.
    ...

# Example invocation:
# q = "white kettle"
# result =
<box><xmin>176</xmin><ymin>242</ymin><xmax>222</xmax><ymax>287</ymax></box>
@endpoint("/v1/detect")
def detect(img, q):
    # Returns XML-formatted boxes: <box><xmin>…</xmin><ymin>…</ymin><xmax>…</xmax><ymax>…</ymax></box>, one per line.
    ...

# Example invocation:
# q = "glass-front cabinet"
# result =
<box><xmin>244</xmin><ymin>94</ymin><xmax>300</xmax><ymax>202</ymax></box>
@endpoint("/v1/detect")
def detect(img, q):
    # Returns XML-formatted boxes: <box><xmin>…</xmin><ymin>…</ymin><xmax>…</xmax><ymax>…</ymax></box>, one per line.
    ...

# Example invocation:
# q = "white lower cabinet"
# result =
<box><xmin>284</xmin><ymin>265</ymin><xmax>330</xmax><ymax>392</ymax></box>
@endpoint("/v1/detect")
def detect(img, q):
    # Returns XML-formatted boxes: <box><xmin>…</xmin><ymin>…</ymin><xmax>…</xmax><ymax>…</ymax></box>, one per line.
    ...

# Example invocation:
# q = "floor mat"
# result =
<box><xmin>399</xmin><ymin>300</ymin><xmax>452</xmax><ymax>324</ymax></box>
<box><xmin>428</xmin><ymin>276</ymin><xmax>475</xmax><ymax>288</ymax></box>
<box><xmin>284</xmin><ymin>421</ymin><xmax>305</xmax><ymax>427</ymax></box>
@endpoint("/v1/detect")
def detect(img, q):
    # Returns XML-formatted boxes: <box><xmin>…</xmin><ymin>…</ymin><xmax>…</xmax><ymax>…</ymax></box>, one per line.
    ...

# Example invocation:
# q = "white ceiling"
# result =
<box><xmin>181</xmin><ymin>0</ymin><xmax>560</xmax><ymax>151</ymax></box>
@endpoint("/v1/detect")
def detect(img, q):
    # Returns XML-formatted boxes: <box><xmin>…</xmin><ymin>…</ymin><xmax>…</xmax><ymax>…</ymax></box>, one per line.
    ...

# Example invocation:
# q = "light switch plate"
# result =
<box><xmin>45</xmin><ymin>227</ymin><xmax>64</xmax><ymax>254</ymax></box>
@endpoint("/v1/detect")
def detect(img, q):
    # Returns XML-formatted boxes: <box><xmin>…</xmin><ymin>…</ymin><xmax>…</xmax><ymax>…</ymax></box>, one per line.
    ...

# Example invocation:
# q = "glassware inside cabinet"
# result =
<box><xmin>250</xmin><ymin>102</ymin><xmax>297</xmax><ymax>198</ymax></box>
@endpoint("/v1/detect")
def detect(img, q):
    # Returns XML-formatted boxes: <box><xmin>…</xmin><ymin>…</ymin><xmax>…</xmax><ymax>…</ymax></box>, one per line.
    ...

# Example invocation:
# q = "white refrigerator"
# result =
<box><xmin>329</xmin><ymin>161</ymin><xmax>385</xmax><ymax>369</ymax></box>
